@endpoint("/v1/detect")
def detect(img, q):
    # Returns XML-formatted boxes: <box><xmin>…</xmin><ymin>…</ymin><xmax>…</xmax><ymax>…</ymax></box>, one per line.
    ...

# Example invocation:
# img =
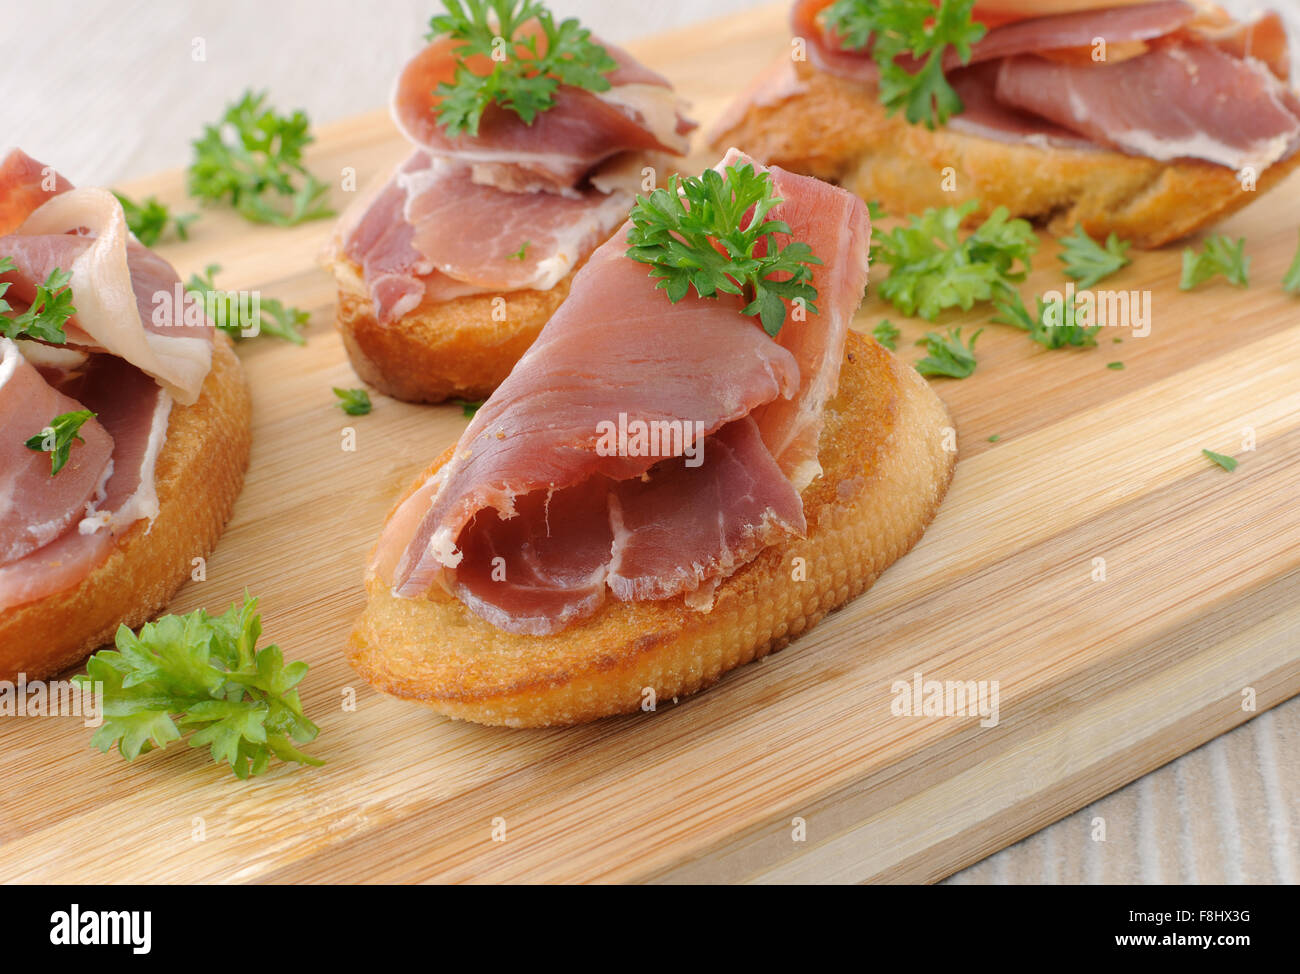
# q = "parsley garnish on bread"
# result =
<box><xmin>430</xmin><ymin>0</ymin><xmax>619</xmax><ymax>137</ymax></box>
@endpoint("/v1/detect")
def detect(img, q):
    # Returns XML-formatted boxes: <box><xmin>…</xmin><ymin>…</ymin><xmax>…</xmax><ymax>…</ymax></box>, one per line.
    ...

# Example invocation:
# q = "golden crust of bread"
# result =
<box><xmin>348</xmin><ymin>330</ymin><xmax>956</xmax><ymax>727</ymax></box>
<box><xmin>710</xmin><ymin>61</ymin><xmax>1300</xmax><ymax>248</ymax></box>
<box><xmin>0</xmin><ymin>336</ymin><xmax>252</xmax><ymax>680</ymax></box>
<box><xmin>328</xmin><ymin>253</ymin><xmax>578</xmax><ymax>404</ymax></box>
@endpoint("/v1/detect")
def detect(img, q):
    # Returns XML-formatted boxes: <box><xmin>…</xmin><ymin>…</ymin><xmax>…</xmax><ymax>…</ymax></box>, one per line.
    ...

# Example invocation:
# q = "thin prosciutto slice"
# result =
<box><xmin>995</xmin><ymin>41</ymin><xmax>1300</xmax><ymax>172</ymax></box>
<box><xmin>0</xmin><ymin>149</ymin><xmax>72</xmax><ymax>235</ymax></box>
<box><xmin>375</xmin><ymin>154</ymin><xmax>870</xmax><ymax>635</ymax></box>
<box><xmin>788</xmin><ymin>0</ymin><xmax>1300</xmax><ymax>172</ymax></box>
<box><xmin>0</xmin><ymin>354</ymin><xmax>171</xmax><ymax>613</ymax></box>
<box><xmin>342</xmin><ymin>152</ymin><xmax>635</xmax><ymax>321</ymax></box>
<box><xmin>7</xmin><ymin>188</ymin><xmax>210</xmax><ymax>405</ymax></box>
<box><xmin>0</xmin><ymin>338</ymin><xmax>113</xmax><ymax>563</ymax></box>
<box><xmin>343</xmin><ymin>20</ymin><xmax>694</xmax><ymax>321</ymax></box>
<box><xmin>392</xmin><ymin>26</ymin><xmax>692</xmax><ymax>194</ymax></box>
<box><xmin>0</xmin><ymin>150</ymin><xmax>199</xmax><ymax>613</ymax></box>
<box><xmin>795</xmin><ymin>0</ymin><xmax>1198</xmax><ymax>80</ymax></box>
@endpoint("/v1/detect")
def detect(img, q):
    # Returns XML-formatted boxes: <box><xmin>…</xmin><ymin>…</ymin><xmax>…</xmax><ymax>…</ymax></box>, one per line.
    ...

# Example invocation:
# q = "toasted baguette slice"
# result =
<box><xmin>0</xmin><ymin>336</ymin><xmax>252</xmax><ymax>680</ymax></box>
<box><xmin>349</xmin><ymin>330</ymin><xmax>955</xmax><ymax>727</ymax></box>
<box><xmin>711</xmin><ymin>60</ymin><xmax>1300</xmax><ymax>248</ymax></box>
<box><xmin>327</xmin><ymin>251</ymin><xmax>579</xmax><ymax>404</ymax></box>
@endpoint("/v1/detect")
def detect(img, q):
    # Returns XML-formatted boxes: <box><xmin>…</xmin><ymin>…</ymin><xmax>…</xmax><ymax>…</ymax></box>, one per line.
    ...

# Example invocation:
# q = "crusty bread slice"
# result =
<box><xmin>348</xmin><ymin>330</ymin><xmax>955</xmax><ymax>727</ymax></box>
<box><xmin>0</xmin><ymin>335</ymin><xmax>252</xmax><ymax>680</ymax></box>
<box><xmin>710</xmin><ymin>60</ymin><xmax>1300</xmax><ymax>248</ymax></box>
<box><xmin>327</xmin><ymin>251</ymin><xmax>579</xmax><ymax>404</ymax></box>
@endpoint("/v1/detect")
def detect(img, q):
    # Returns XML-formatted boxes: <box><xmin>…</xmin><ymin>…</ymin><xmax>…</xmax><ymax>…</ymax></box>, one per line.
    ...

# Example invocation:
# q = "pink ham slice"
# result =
<box><xmin>402</xmin><ymin>156</ymin><xmax>633</xmax><ymax>290</ymax></box>
<box><xmin>794</xmin><ymin>0</ymin><xmax>1197</xmax><ymax>83</ymax></box>
<box><xmin>604</xmin><ymin>416</ymin><xmax>806</xmax><ymax>604</ymax></box>
<box><xmin>0</xmin><ymin>339</ymin><xmax>113</xmax><ymax>564</ymax></box>
<box><xmin>945</xmin><ymin>62</ymin><xmax>1099</xmax><ymax>148</ymax></box>
<box><xmin>451</xmin><ymin>416</ymin><xmax>808</xmax><ymax>633</ymax></box>
<box><xmin>1195</xmin><ymin>10</ymin><xmax>1291</xmax><ymax>81</ymax></box>
<box><xmin>0</xmin><ymin>150</ymin><xmax>197</xmax><ymax>613</ymax></box>
<box><xmin>0</xmin><ymin>234</ymin><xmax>212</xmax><ymax>348</ymax></box>
<box><xmin>1</xmin><ymin>153</ymin><xmax>212</xmax><ymax>403</ymax></box>
<box><xmin>342</xmin><ymin>151</ymin><xmax>636</xmax><ymax>320</ymax></box>
<box><xmin>386</xmin><ymin>220</ymin><xmax>803</xmax><ymax>598</ymax></box>
<box><xmin>956</xmin><ymin>0</ymin><xmax>1196</xmax><ymax>66</ymax></box>
<box><xmin>0</xmin><ymin>149</ymin><xmax>73</xmax><ymax>235</ymax></box>
<box><xmin>0</xmin><ymin>352</ymin><xmax>169</xmax><ymax>613</ymax></box>
<box><xmin>342</xmin><ymin>154</ymin><xmax>446</xmax><ymax>322</ymax></box>
<box><xmin>791</xmin><ymin>0</ymin><xmax>1298</xmax><ymax>171</ymax></box>
<box><xmin>376</xmin><ymin>155</ymin><xmax>871</xmax><ymax>634</ymax></box>
<box><xmin>392</xmin><ymin>26</ymin><xmax>692</xmax><ymax>194</ymax></box>
<box><xmin>995</xmin><ymin>40</ymin><xmax>1300</xmax><ymax>171</ymax></box>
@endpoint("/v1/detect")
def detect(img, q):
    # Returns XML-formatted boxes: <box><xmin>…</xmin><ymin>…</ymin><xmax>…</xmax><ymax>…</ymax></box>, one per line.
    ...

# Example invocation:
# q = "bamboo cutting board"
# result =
<box><xmin>1</xmin><ymin>3</ymin><xmax>1298</xmax><ymax>884</ymax></box>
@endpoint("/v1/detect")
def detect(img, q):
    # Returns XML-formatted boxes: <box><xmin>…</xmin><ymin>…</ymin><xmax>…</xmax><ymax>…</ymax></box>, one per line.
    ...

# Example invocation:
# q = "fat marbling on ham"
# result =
<box><xmin>0</xmin><ymin>149</ymin><xmax>208</xmax><ymax>614</ymax></box>
<box><xmin>341</xmin><ymin>17</ymin><xmax>695</xmax><ymax>323</ymax></box>
<box><xmin>372</xmin><ymin>151</ymin><xmax>871</xmax><ymax>635</ymax></box>
<box><xmin>788</xmin><ymin>0</ymin><xmax>1300</xmax><ymax>172</ymax></box>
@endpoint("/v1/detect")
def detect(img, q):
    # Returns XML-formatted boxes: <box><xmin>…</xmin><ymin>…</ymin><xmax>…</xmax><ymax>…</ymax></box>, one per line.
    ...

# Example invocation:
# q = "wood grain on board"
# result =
<box><xmin>1</xmin><ymin>3</ymin><xmax>1297</xmax><ymax>883</ymax></box>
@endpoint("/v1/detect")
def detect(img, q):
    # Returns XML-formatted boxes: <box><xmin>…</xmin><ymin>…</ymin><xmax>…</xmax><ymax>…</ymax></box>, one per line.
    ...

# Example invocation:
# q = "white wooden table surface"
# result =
<box><xmin>7</xmin><ymin>0</ymin><xmax>1297</xmax><ymax>885</ymax></box>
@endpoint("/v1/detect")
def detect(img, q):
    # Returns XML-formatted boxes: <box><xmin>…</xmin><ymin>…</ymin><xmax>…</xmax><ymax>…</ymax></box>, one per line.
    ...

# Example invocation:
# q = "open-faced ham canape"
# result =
<box><xmin>348</xmin><ymin>150</ymin><xmax>955</xmax><ymax>727</ymax></box>
<box><xmin>711</xmin><ymin>0</ymin><xmax>1300</xmax><ymax>247</ymax></box>
<box><xmin>326</xmin><ymin>0</ymin><xmax>695</xmax><ymax>403</ymax></box>
<box><xmin>0</xmin><ymin>149</ymin><xmax>252</xmax><ymax>680</ymax></box>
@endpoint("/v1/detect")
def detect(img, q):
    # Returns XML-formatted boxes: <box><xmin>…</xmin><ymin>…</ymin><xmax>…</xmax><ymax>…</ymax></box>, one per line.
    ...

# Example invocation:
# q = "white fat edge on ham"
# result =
<box><xmin>588</xmin><ymin>149</ymin><xmax>679</xmax><ymax>196</ymax></box>
<box><xmin>77</xmin><ymin>388</ymin><xmax>173</xmax><ymax>535</ymax></box>
<box><xmin>1042</xmin><ymin>47</ymin><xmax>1296</xmax><ymax>172</ymax></box>
<box><xmin>529</xmin><ymin>188</ymin><xmax>633</xmax><ymax>290</ymax></box>
<box><xmin>18</xmin><ymin>188</ymin><xmax>211</xmax><ymax>405</ymax></box>
<box><xmin>14</xmin><ymin>339</ymin><xmax>90</xmax><ymax>371</ymax></box>
<box><xmin>387</xmin><ymin>71</ymin><xmax>595</xmax><ymax>194</ymax></box>
<box><xmin>0</xmin><ymin>335</ymin><xmax>18</xmax><ymax>390</ymax></box>
<box><xmin>594</xmin><ymin>82</ymin><xmax>692</xmax><ymax>156</ymax></box>
<box><xmin>0</xmin><ymin>343</ymin><xmax>23</xmax><ymax>543</ymax></box>
<box><xmin>1111</xmin><ymin>47</ymin><xmax>1298</xmax><ymax>171</ymax></box>
<box><xmin>369</xmin><ymin>467</ymin><xmax>450</xmax><ymax>590</ymax></box>
<box><xmin>711</xmin><ymin>147</ymin><xmax>851</xmax><ymax>493</ymax></box>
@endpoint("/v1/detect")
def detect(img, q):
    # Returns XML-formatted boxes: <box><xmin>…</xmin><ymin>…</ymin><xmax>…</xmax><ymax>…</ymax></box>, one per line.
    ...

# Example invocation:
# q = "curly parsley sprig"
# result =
<box><xmin>113</xmin><ymin>192</ymin><xmax>197</xmax><ymax>247</ymax></box>
<box><xmin>992</xmin><ymin>288</ymin><xmax>1100</xmax><ymax>349</ymax></box>
<box><xmin>188</xmin><ymin>90</ymin><xmax>334</xmax><ymax>226</ymax></box>
<box><xmin>25</xmin><ymin>409</ymin><xmax>96</xmax><ymax>476</ymax></box>
<box><xmin>333</xmin><ymin>387</ymin><xmax>372</xmax><ymax>415</ymax></box>
<box><xmin>915</xmin><ymin>326</ymin><xmax>981</xmax><ymax>378</ymax></box>
<box><xmin>1180</xmin><ymin>235</ymin><xmax>1250</xmax><ymax>291</ymax></box>
<box><xmin>430</xmin><ymin>0</ymin><xmax>618</xmax><ymax>137</ymax></box>
<box><xmin>872</xmin><ymin>200</ymin><xmax>1038</xmax><ymax>321</ymax></box>
<box><xmin>626</xmin><ymin>162</ymin><xmax>822</xmax><ymax>337</ymax></box>
<box><xmin>0</xmin><ymin>257</ymin><xmax>76</xmax><ymax>344</ymax></box>
<box><xmin>822</xmin><ymin>0</ymin><xmax>986</xmax><ymax>129</ymax></box>
<box><xmin>1284</xmin><ymin>231</ymin><xmax>1300</xmax><ymax>294</ymax></box>
<box><xmin>75</xmin><ymin>595</ymin><xmax>323</xmax><ymax>780</ymax></box>
<box><xmin>1058</xmin><ymin>225</ymin><xmax>1131</xmax><ymax>290</ymax></box>
<box><xmin>185</xmin><ymin>264</ymin><xmax>309</xmax><ymax>344</ymax></box>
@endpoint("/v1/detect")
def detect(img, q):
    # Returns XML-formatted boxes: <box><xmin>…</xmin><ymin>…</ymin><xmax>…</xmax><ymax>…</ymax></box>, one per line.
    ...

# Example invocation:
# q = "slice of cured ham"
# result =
<box><xmin>789</xmin><ymin>0</ymin><xmax>1300</xmax><ymax>172</ymax></box>
<box><xmin>342</xmin><ymin>152</ymin><xmax>635</xmax><ymax>321</ymax></box>
<box><xmin>995</xmin><ymin>40</ymin><xmax>1300</xmax><ymax>171</ymax></box>
<box><xmin>10</xmin><ymin>188</ymin><xmax>211</xmax><ymax>404</ymax></box>
<box><xmin>0</xmin><ymin>148</ymin><xmax>72</xmax><ymax>235</ymax></box>
<box><xmin>342</xmin><ymin>20</ymin><xmax>695</xmax><ymax>319</ymax></box>
<box><xmin>0</xmin><ymin>150</ymin><xmax>201</xmax><ymax>614</ymax></box>
<box><xmin>0</xmin><ymin>338</ymin><xmax>113</xmax><ymax>564</ymax></box>
<box><xmin>375</xmin><ymin>153</ymin><xmax>871</xmax><ymax>635</ymax></box>
<box><xmin>392</xmin><ymin>26</ymin><xmax>693</xmax><ymax>194</ymax></box>
<box><xmin>0</xmin><ymin>350</ymin><xmax>172</xmax><ymax>613</ymax></box>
